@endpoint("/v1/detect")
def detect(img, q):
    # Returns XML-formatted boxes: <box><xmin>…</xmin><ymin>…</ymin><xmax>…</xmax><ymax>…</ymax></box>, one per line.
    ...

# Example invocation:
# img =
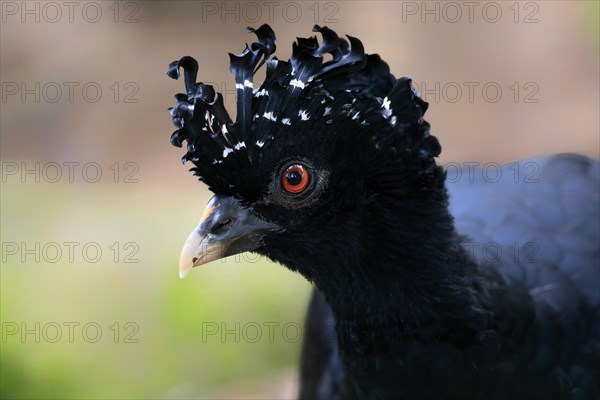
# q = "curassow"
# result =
<box><xmin>167</xmin><ymin>24</ymin><xmax>600</xmax><ymax>399</ymax></box>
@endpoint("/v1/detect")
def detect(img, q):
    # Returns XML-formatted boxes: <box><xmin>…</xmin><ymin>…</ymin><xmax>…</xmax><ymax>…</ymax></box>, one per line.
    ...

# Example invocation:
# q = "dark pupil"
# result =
<box><xmin>286</xmin><ymin>171</ymin><xmax>302</xmax><ymax>186</ymax></box>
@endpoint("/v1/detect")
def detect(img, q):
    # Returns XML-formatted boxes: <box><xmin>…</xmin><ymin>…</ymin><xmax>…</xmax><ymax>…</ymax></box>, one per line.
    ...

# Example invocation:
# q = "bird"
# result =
<box><xmin>167</xmin><ymin>24</ymin><xmax>600</xmax><ymax>399</ymax></box>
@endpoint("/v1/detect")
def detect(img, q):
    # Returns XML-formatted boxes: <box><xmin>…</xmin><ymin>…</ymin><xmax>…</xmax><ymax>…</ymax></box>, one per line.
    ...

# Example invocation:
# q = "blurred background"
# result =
<box><xmin>1</xmin><ymin>1</ymin><xmax>598</xmax><ymax>398</ymax></box>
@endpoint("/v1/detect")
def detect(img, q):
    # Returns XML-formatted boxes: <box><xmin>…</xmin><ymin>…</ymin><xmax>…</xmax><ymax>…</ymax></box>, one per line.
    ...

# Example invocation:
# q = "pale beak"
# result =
<box><xmin>178</xmin><ymin>195</ymin><xmax>279</xmax><ymax>278</ymax></box>
<box><xmin>178</xmin><ymin>227</ymin><xmax>225</xmax><ymax>278</ymax></box>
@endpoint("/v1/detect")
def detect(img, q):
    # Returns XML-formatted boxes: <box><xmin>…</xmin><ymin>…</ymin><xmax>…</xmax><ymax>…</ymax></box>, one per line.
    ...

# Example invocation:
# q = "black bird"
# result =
<box><xmin>167</xmin><ymin>24</ymin><xmax>600</xmax><ymax>399</ymax></box>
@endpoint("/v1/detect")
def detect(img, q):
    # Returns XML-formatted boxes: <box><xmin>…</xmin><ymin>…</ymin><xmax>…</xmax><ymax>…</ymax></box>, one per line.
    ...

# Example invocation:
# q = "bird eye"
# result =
<box><xmin>281</xmin><ymin>164</ymin><xmax>310</xmax><ymax>194</ymax></box>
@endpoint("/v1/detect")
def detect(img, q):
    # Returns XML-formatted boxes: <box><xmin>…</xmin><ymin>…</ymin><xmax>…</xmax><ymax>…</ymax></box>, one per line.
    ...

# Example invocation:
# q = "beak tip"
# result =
<box><xmin>179</xmin><ymin>262</ymin><xmax>192</xmax><ymax>279</ymax></box>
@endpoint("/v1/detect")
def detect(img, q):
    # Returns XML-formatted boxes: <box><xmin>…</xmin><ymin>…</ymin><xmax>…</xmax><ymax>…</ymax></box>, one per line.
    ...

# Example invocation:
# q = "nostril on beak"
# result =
<box><xmin>211</xmin><ymin>218</ymin><xmax>233</xmax><ymax>235</ymax></box>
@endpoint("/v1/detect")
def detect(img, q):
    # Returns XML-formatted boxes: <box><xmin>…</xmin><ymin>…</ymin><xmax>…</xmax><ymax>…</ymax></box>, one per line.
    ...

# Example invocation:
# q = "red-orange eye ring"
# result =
<box><xmin>281</xmin><ymin>164</ymin><xmax>310</xmax><ymax>194</ymax></box>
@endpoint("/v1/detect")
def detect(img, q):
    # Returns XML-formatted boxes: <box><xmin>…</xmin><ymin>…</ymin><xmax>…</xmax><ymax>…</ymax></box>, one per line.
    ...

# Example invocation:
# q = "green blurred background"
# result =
<box><xmin>1</xmin><ymin>1</ymin><xmax>598</xmax><ymax>398</ymax></box>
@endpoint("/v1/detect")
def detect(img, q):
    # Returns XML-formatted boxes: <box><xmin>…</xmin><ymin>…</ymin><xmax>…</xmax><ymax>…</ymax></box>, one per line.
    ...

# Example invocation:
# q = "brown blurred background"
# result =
<box><xmin>1</xmin><ymin>1</ymin><xmax>598</xmax><ymax>399</ymax></box>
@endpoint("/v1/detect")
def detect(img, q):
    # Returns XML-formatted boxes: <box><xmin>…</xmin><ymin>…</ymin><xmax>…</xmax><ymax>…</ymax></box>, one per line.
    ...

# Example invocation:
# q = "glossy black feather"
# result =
<box><xmin>167</xmin><ymin>25</ymin><xmax>600</xmax><ymax>399</ymax></box>
<box><xmin>167</xmin><ymin>24</ymin><xmax>436</xmax><ymax>202</ymax></box>
<box><xmin>300</xmin><ymin>154</ymin><xmax>600</xmax><ymax>399</ymax></box>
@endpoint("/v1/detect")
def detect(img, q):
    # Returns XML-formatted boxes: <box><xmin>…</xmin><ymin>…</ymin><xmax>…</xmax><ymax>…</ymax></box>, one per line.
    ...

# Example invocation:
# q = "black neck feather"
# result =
<box><xmin>296</xmin><ymin>193</ymin><xmax>493</xmax><ymax>394</ymax></box>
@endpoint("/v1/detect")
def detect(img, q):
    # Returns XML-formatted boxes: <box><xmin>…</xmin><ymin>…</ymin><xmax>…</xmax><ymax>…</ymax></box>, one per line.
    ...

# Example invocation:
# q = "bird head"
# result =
<box><xmin>168</xmin><ymin>25</ymin><xmax>443</xmax><ymax>282</ymax></box>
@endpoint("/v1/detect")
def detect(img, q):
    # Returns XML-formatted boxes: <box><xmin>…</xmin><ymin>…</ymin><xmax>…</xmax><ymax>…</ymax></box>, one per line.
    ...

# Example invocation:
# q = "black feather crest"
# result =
<box><xmin>167</xmin><ymin>24</ymin><xmax>439</xmax><ymax>198</ymax></box>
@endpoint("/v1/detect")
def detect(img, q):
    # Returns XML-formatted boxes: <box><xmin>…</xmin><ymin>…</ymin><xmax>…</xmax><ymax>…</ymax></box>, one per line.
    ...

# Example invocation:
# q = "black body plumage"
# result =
<box><xmin>167</xmin><ymin>25</ymin><xmax>600</xmax><ymax>399</ymax></box>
